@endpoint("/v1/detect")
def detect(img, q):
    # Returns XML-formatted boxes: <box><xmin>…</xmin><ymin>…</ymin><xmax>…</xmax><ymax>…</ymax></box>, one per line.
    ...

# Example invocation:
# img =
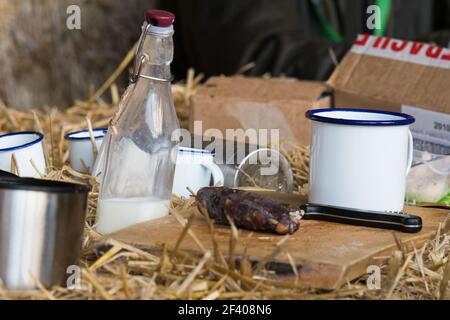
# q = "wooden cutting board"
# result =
<box><xmin>100</xmin><ymin>194</ymin><xmax>449</xmax><ymax>290</ymax></box>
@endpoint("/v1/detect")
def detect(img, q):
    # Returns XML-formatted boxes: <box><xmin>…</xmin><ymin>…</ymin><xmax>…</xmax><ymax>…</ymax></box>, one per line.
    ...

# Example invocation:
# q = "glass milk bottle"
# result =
<box><xmin>96</xmin><ymin>10</ymin><xmax>180</xmax><ymax>234</ymax></box>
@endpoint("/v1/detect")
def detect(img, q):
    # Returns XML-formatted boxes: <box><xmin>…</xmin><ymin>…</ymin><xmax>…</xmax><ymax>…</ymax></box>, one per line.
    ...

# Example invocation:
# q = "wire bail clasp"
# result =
<box><xmin>130</xmin><ymin>23</ymin><xmax>172</xmax><ymax>84</ymax></box>
<box><xmin>130</xmin><ymin>23</ymin><xmax>152</xmax><ymax>83</ymax></box>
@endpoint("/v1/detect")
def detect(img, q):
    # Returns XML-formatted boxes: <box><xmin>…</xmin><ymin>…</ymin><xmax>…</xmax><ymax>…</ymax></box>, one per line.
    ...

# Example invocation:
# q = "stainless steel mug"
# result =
<box><xmin>0</xmin><ymin>174</ymin><xmax>90</xmax><ymax>290</ymax></box>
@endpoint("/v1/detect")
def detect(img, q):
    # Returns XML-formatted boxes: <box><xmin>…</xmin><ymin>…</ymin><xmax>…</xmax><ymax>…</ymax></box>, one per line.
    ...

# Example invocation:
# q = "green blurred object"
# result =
<box><xmin>314</xmin><ymin>0</ymin><xmax>391</xmax><ymax>42</ymax></box>
<box><xmin>312</xmin><ymin>1</ymin><xmax>344</xmax><ymax>43</ymax></box>
<box><xmin>439</xmin><ymin>192</ymin><xmax>450</xmax><ymax>205</ymax></box>
<box><xmin>405</xmin><ymin>190</ymin><xmax>449</xmax><ymax>205</ymax></box>
<box><xmin>374</xmin><ymin>0</ymin><xmax>392</xmax><ymax>37</ymax></box>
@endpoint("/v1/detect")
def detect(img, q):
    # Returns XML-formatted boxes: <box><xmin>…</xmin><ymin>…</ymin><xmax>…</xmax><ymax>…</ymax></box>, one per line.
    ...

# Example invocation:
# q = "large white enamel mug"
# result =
<box><xmin>306</xmin><ymin>108</ymin><xmax>415</xmax><ymax>212</ymax></box>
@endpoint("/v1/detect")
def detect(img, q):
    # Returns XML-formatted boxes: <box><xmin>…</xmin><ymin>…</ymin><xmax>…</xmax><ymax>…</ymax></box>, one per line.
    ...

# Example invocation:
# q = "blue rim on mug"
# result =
<box><xmin>305</xmin><ymin>108</ymin><xmax>415</xmax><ymax>126</ymax></box>
<box><xmin>0</xmin><ymin>131</ymin><xmax>44</xmax><ymax>153</ymax></box>
<box><xmin>64</xmin><ymin>128</ymin><xmax>108</xmax><ymax>141</ymax></box>
<box><xmin>179</xmin><ymin>146</ymin><xmax>215</xmax><ymax>156</ymax></box>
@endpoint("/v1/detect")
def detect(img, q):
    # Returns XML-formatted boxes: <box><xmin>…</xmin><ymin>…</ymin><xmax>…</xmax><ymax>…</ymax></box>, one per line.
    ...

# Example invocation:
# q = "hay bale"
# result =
<box><xmin>0</xmin><ymin>0</ymin><xmax>156</xmax><ymax>109</ymax></box>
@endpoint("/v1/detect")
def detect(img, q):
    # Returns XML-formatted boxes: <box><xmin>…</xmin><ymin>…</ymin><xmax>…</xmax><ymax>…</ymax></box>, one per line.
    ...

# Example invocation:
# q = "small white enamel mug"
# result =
<box><xmin>306</xmin><ymin>108</ymin><xmax>415</xmax><ymax>212</ymax></box>
<box><xmin>0</xmin><ymin>131</ymin><xmax>46</xmax><ymax>178</ymax></box>
<box><xmin>65</xmin><ymin>129</ymin><xmax>107</xmax><ymax>174</ymax></box>
<box><xmin>173</xmin><ymin>147</ymin><xmax>225</xmax><ymax>198</ymax></box>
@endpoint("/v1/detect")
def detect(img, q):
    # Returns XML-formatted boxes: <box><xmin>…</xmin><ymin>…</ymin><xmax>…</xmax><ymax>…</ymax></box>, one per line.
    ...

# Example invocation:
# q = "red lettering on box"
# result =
<box><xmin>354</xmin><ymin>34</ymin><xmax>370</xmax><ymax>46</ymax></box>
<box><xmin>441</xmin><ymin>50</ymin><xmax>450</xmax><ymax>61</ymax></box>
<box><xmin>426</xmin><ymin>46</ymin><xmax>442</xmax><ymax>59</ymax></box>
<box><xmin>350</xmin><ymin>35</ymin><xmax>450</xmax><ymax>70</ymax></box>
<box><xmin>410</xmin><ymin>42</ymin><xmax>424</xmax><ymax>55</ymax></box>
<box><xmin>391</xmin><ymin>40</ymin><xmax>408</xmax><ymax>52</ymax></box>
<box><xmin>381</xmin><ymin>38</ymin><xmax>391</xmax><ymax>49</ymax></box>
<box><xmin>373</xmin><ymin>36</ymin><xmax>383</xmax><ymax>48</ymax></box>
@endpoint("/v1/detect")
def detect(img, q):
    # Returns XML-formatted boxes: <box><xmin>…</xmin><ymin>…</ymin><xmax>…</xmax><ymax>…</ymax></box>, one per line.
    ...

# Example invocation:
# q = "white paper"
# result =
<box><xmin>402</xmin><ymin>105</ymin><xmax>450</xmax><ymax>156</ymax></box>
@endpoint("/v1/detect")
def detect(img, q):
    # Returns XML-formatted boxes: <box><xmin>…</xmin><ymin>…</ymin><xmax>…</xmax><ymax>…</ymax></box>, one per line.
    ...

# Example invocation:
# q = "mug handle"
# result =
<box><xmin>406</xmin><ymin>129</ymin><xmax>414</xmax><ymax>176</ymax></box>
<box><xmin>201</xmin><ymin>161</ymin><xmax>225</xmax><ymax>187</ymax></box>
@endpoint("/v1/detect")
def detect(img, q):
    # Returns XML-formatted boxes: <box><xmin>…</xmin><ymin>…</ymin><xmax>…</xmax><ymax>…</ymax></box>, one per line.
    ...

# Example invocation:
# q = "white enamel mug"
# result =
<box><xmin>65</xmin><ymin>129</ymin><xmax>107</xmax><ymax>174</ymax></box>
<box><xmin>173</xmin><ymin>147</ymin><xmax>225</xmax><ymax>198</ymax></box>
<box><xmin>306</xmin><ymin>108</ymin><xmax>415</xmax><ymax>212</ymax></box>
<box><xmin>0</xmin><ymin>132</ymin><xmax>46</xmax><ymax>178</ymax></box>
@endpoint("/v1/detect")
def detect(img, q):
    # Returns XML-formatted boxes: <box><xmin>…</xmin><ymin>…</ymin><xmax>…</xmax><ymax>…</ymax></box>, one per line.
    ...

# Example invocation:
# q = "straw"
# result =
<box><xmin>93</xmin><ymin>42</ymin><xmax>138</xmax><ymax>101</ymax></box>
<box><xmin>0</xmin><ymin>44</ymin><xmax>446</xmax><ymax>301</ymax></box>
<box><xmin>30</xmin><ymin>159</ymin><xmax>44</xmax><ymax>178</ymax></box>
<box><xmin>11</xmin><ymin>153</ymin><xmax>19</xmax><ymax>176</ymax></box>
<box><xmin>85</xmin><ymin>117</ymin><xmax>98</xmax><ymax>160</ymax></box>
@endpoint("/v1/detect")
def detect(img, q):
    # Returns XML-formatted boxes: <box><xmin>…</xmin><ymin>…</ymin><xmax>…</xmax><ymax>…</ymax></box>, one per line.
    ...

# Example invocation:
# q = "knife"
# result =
<box><xmin>300</xmin><ymin>203</ymin><xmax>423</xmax><ymax>233</ymax></box>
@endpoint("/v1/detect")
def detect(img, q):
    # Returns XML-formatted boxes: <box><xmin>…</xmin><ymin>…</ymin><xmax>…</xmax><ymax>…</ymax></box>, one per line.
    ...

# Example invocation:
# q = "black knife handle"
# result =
<box><xmin>302</xmin><ymin>204</ymin><xmax>423</xmax><ymax>233</ymax></box>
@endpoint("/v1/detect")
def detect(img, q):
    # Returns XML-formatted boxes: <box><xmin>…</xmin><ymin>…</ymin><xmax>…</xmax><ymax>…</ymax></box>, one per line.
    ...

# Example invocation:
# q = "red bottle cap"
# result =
<box><xmin>145</xmin><ymin>10</ymin><xmax>175</xmax><ymax>27</ymax></box>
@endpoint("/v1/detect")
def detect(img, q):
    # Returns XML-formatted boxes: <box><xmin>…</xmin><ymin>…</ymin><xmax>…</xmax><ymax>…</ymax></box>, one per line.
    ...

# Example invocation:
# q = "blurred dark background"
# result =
<box><xmin>1</xmin><ymin>0</ymin><xmax>450</xmax><ymax>108</ymax></box>
<box><xmin>165</xmin><ymin>0</ymin><xmax>450</xmax><ymax>79</ymax></box>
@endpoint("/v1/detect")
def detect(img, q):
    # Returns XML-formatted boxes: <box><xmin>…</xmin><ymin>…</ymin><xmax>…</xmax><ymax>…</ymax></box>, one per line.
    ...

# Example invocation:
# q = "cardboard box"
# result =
<box><xmin>190</xmin><ymin>76</ymin><xmax>330</xmax><ymax>146</ymax></box>
<box><xmin>328</xmin><ymin>34</ymin><xmax>450</xmax><ymax>155</ymax></box>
